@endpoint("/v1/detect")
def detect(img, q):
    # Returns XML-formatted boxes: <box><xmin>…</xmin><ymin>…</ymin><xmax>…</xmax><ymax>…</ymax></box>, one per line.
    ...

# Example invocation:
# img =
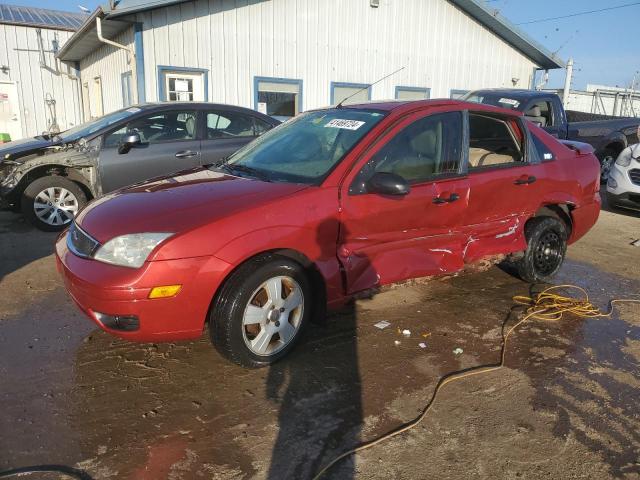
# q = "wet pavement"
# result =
<box><xmin>0</xmin><ymin>203</ymin><xmax>639</xmax><ymax>479</ymax></box>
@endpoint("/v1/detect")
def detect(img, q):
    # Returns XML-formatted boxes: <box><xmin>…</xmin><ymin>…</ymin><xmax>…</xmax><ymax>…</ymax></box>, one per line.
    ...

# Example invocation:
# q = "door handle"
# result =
<box><xmin>175</xmin><ymin>150</ymin><xmax>199</xmax><ymax>158</ymax></box>
<box><xmin>514</xmin><ymin>175</ymin><xmax>536</xmax><ymax>185</ymax></box>
<box><xmin>432</xmin><ymin>193</ymin><xmax>460</xmax><ymax>204</ymax></box>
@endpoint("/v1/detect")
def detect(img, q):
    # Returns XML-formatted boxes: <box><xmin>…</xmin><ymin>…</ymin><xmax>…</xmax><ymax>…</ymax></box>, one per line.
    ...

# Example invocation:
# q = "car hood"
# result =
<box><xmin>76</xmin><ymin>168</ymin><xmax>309</xmax><ymax>243</ymax></box>
<box><xmin>0</xmin><ymin>136</ymin><xmax>55</xmax><ymax>161</ymax></box>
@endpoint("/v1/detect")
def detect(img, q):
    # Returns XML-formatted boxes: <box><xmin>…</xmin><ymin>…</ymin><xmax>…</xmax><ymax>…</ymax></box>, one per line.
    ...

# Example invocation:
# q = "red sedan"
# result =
<box><xmin>56</xmin><ymin>100</ymin><xmax>601</xmax><ymax>367</ymax></box>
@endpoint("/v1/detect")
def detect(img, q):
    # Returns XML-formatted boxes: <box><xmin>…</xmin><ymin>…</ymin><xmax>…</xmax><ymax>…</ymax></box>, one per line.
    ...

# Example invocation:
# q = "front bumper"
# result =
<box><xmin>606</xmin><ymin>163</ymin><xmax>640</xmax><ymax>211</ymax></box>
<box><xmin>55</xmin><ymin>232</ymin><xmax>233</xmax><ymax>342</ymax></box>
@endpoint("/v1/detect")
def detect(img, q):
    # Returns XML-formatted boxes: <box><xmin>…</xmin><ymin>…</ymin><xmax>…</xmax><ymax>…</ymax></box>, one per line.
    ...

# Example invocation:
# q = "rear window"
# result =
<box><xmin>531</xmin><ymin>133</ymin><xmax>556</xmax><ymax>161</ymax></box>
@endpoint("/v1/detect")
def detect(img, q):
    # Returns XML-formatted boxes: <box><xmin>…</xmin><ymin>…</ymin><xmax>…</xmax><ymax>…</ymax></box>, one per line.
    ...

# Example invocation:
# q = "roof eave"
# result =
<box><xmin>449</xmin><ymin>0</ymin><xmax>565</xmax><ymax>70</ymax></box>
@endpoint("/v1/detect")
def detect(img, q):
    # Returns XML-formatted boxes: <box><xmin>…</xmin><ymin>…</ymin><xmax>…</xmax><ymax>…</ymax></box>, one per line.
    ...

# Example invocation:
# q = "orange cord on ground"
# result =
<box><xmin>312</xmin><ymin>285</ymin><xmax>640</xmax><ymax>480</ymax></box>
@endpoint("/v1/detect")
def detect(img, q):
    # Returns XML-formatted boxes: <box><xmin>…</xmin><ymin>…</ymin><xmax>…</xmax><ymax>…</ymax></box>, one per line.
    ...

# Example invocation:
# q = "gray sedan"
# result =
<box><xmin>0</xmin><ymin>103</ymin><xmax>279</xmax><ymax>230</ymax></box>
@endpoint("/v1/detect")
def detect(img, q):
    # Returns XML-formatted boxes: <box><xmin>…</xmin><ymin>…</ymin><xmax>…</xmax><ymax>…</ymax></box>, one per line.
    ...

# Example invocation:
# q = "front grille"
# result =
<box><xmin>630</xmin><ymin>168</ymin><xmax>640</xmax><ymax>186</ymax></box>
<box><xmin>67</xmin><ymin>222</ymin><xmax>100</xmax><ymax>258</ymax></box>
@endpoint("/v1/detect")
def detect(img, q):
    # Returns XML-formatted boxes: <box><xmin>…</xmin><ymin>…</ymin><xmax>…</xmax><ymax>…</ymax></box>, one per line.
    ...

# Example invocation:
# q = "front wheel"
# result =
<box><xmin>598</xmin><ymin>148</ymin><xmax>618</xmax><ymax>184</ymax></box>
<box><xmin>209</xmin><ymin>255</ymin><xmax>311</xmax><ymax>368</ymax></box>
<box><xmin>517</xmin><ymin>217</ymin><xmax>567</xmax><ymax>283</ymax></box>
<box><xmin>21</xmin><ymin>176</ymin><xmax>87</xmax><ymax>231</ymax></box>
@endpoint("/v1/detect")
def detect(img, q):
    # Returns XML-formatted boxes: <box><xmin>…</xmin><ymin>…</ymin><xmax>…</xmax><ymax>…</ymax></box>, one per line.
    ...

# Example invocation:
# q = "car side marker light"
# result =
<box><xmin>148</xmin><ymin>284</ymin><xmax>182</xmax><ymax>299</ymax></box>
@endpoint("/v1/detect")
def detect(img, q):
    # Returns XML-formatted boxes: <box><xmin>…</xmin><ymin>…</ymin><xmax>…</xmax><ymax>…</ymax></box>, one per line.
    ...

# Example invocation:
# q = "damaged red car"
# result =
<box><xmin>56</xmin><ymin>100</ymin><xmax>601</xmax><ymax>367</ymax></box>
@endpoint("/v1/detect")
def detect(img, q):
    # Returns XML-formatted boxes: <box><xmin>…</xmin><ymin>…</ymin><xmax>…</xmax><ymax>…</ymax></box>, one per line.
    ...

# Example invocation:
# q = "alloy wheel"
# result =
<box><xmin>600</xmin><ymin>155</ymin><xmax>615</xmax><ymax>183</ymax></box>
<box><xmin>242</xmin><ymin>275</ymin><xmax>304</xmax><ymax>356</ymax></box>
<box><xmin>33</xmin><ymin>187</ymin><xmax>79</xmax><ymax>227</ymax></box>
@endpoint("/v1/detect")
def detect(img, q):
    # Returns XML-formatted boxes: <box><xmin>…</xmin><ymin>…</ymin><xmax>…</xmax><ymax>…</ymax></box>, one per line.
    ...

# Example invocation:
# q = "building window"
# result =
<box><xmin>121</xmin><ymin>71</ymin><xmax>133</xmax><ymax>107</ymax></box>
<box><xmin>158</xmin><ymin>66</ymin><xmax>208</xmax><ymax>102</ymax></box>
<box><xmin>330</xmin><ymin>82</ymin><xmax>371</xmax><ymax>105</ymax></box>
<box><xmin>450</xmin><ymin>89</ymin><xmax>469</xmax><ymax>99</ymax></box>
<box><xmin>254</xmin><ymin>77</ymin><xmax>303</xmax><ymax>121</ymax></box>
<box><xmin>395</xmin><ymin>86</ymin><xmax>431</xmax><ymax>101</ymax></box>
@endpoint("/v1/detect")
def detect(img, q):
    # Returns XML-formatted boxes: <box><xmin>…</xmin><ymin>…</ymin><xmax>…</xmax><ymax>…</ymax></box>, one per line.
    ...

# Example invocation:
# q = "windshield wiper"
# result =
<box><xmin>221</xmin><ymin>163</ymin><xmax>271</xmax><ymax>182</ymax></box>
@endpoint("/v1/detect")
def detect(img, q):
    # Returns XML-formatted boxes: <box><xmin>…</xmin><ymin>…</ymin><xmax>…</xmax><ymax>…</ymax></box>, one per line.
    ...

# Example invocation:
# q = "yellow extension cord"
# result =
<box><xmin>312</xmin><ymin>284</ymin><xmax>640</xmax><ymax>479</ymax></box>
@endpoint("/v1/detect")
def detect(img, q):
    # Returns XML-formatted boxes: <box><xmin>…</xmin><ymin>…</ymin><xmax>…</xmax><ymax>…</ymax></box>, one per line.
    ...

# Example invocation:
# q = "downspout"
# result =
<box><xmin>96</xmin><ymin>16</ymin><xmax>138</xmax><ymax>104</ymax></box>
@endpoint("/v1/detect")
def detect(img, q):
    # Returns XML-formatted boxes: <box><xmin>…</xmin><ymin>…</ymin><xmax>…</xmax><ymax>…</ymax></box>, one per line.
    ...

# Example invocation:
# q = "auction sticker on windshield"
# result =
<box><xmin>325</xmin><ymin>119</ymin><xmax>365</xmax><ymax>130</ymax></box>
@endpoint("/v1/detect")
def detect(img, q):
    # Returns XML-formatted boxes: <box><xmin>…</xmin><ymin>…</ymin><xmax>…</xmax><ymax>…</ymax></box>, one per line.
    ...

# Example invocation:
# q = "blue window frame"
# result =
<box><xmin>395</xmin><ymin>86</ymin><xmax>431</xmax><ymax>100</ymax></box>
<box><xmin>157</xmin><ymin>66</ymin><xmax>209</xmax><ymax>102</ymax></box>
<box><xmin>450</xmin><ymin>89</ymin><xmax>470</xmax><ymax>99</ymax></box>
<box><xmin>330</xmin><ymin>82</ymin><xmax>371</xmax><ymax>105</ymax></box>
<box><xmin>121</xmin><ymin>71</ymin><xmax>133</xmax><ymax>107</ymax></box>
<box><xmin>254</xmin><ymin>76</ymin><xmax>303</xmax><ymax>121</ymax></box>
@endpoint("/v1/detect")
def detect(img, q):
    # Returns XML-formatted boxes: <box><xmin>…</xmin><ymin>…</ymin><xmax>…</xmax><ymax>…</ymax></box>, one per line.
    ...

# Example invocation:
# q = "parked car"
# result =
<box><xmin>462</xmin><ymin>89</ymin><xmax>640</xmax><ymax>182</ymax></box>
<box><xmin>56</xmin><ymin>99</ymin><xmax>601</xmax><ymax>367</ymax></box>
<box><xmin>0</xmin><ymin>103</ymin><xmax>279</xmax><ymax>230</ymax></box>
<box><xmin>606</xmin><ymin>129</ymin><xmax>640</xmax><ymax>211</ymax></box>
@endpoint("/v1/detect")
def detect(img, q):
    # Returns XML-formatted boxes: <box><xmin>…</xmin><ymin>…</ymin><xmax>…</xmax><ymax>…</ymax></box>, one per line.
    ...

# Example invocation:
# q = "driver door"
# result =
<box><xmin>338</xmin><ymin>110</ymin><xmax>470</xmax><ymax>294</ymax></box>
<box><xmin>98</xmin><ymin>109</ymin><xmax>201</xmax><ymax>193</ymax></box>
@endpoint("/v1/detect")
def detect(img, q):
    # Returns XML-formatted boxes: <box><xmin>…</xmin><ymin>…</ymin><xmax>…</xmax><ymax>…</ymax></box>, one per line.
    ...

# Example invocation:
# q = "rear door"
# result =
<box><xmin>462</xmin><ymin>111</ymin><xmax>543</xmax><ymax>261</ymax></box>
<box><xmin>338</xmin><ymin>109</ymin><xmax>470</xmax><ymax>294</ymax></box>
<box><xmin>99</xmin><ymin>109</ymin><xmax>201</xmax><ymax>192</ymax></box>
<box><xmin>200</xmin><ymin>109</ymin><xmax>274</xmax><ymax>164</ymax></box>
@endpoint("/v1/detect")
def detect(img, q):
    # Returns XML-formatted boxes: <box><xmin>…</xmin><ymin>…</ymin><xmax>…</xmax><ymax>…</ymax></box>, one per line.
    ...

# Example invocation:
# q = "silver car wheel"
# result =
<box><xmin>33</xmin><ymin>187</ymin><xmax>79</xmax><ymax>227</ymax></box>
<box><xmin>242</xmin><ymin>275</ymin><xmax>304</xmax><ymax>356</ymax></box>
<box><xmin>600</xmin><ymin>155</ymin><xmax>615</xmax><ymax>182</ymax></box>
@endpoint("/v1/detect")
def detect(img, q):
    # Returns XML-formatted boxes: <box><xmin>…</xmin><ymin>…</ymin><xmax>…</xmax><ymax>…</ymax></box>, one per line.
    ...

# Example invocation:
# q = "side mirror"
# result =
<box><xmin>118</xmin><ymin>132</ymin><xmax>141</xmax><ymax>154</ymax></box>
<box><xmin>366</xmin><ymin>172</ymin><xmax>410</xmax><ymax>196</ymax></box>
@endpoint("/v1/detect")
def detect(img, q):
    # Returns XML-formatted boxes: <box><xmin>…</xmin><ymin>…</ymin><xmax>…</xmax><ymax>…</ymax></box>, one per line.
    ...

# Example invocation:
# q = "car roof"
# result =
<box><xmin>122</xmin><ymin>102</ymin><xmax>279</xmax><ymax>122</ymax></box>
<box><xmin>342</xmin><ymin>98</ymin><xmax>522</xmax><ymax>117</ymax></box>
<box><xmin>467</xmin><ymin>89</ymin><xmax>556</xmax><ymax>100</ymax></box>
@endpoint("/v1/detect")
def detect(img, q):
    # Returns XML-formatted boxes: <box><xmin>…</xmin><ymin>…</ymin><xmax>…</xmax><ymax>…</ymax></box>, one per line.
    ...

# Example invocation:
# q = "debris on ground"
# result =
<box><xmin>453</xmin><ymin>347</ymin><xmax>464</xmax><ymax>355</ymax></box>
<box><xmin>374</xmin><ymin>320</ymin><xmax>391</xmax><ymax>330</ymax></box>
<box><xmin>418</xmin><ymin>343</ymin><xmax>427</xmax><ymax>349</ymax></box>
<box><xmin>631</xmin><ymin>239</ymin><xmax>640</xmax><ymax>247</ymax></box>
<box><xmin>394</xmin><ymin>340</ymin><xmax>401</xmax><ymax>346</ymax></box>
<box><xmin>402</xmin><ymin>329</ymin><xmax>411</xmax><ymax>337</ymax></box>
<box><xmin>421</xmin><ymin>332</ymin><xmax>431</xmax><ymax>339</ymax></box>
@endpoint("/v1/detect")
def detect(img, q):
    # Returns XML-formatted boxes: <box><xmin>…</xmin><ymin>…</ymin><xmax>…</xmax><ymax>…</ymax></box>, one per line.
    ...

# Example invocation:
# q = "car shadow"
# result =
<box><xmin>0</xmin><ymin>210</ymin><xmax>59</xmax><ymax>284</ymax></box>
<box><xmin>266</xmin><ymin>219</ymin><xmax>363</xmax><ymax>479</ymax></box>
<box><xmin>599</xmin><ymin>191</ymin><xmax>640</xmax><ymax>219</ymax></box>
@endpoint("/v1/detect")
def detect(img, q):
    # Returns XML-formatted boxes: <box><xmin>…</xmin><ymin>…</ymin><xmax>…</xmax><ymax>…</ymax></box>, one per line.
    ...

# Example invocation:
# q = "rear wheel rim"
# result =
<box><xmin>601</xmin><ymin>155</ymin><xmax>614</xmax><ymax>182</ymax></box>
<box><xmin>242</xmin><ymin>275</ymin><xmax>304</xmax><ymax>356</ymax></box>
<box><xmin>533</xmin><ymin>230</ymin><xmax>563</xmax><ymax>276</ymax></box>
<box><xmin>33</xmin><ymin>187</ymin><xmax>79</xmax><ymax>226</ymax></box>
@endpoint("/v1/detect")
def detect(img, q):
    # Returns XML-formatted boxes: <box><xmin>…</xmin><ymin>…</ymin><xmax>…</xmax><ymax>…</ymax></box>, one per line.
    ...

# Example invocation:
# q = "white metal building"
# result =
<box><xmin>56</xmin><ymin>0</ymin><xmax>563</xmax><ymax>122</ymax></box>
<box><xmin>0</xmin><ymin>4</ymin><xmax>87</xmax><ymax>140</ymax></box>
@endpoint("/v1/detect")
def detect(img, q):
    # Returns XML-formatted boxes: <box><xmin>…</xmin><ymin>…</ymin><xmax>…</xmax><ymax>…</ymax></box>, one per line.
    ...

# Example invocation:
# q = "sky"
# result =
<box><xmin>13</xmin><ymin>0</ymin><xmax>640</xmax><ymax>91</ymax></box>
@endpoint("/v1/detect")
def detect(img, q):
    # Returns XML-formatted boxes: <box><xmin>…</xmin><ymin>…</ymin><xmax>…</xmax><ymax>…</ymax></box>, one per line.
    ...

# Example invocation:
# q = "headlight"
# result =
<box><xmin>616</xmin><ymin>152</ymin><xmax>631</xmax><ymax>167</ymax></box>
<box><xmin>93</xmin><ymin>233</ymin><xmax>173</xmax><ymax>268</ymax></box>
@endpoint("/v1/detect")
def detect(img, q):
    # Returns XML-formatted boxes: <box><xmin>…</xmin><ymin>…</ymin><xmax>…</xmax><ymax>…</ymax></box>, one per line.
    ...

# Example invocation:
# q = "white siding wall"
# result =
<box><xmin>132</xmin><ymin>0</ymin><xmax>538</xmax><ymax>111</ymax></box>
<box><xmin>0</xmin><ymin>24</ymin><xmax>82</xmax><ymax>139</ymax></box>
<box><xmin>78</xmin><ymin>26</ymin><xmax>135</xmax><ymax>116</ymax></box>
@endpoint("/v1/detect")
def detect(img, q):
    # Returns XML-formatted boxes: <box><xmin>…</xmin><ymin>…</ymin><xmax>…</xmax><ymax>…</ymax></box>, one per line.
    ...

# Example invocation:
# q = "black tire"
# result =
<box><xmin>517</xmin><ymin>217</ymin><xmax>567</xmax><ymax>283</ymax></box>
<box><xmin>209</xmin><ymin>254</ymin><xmax>312</xmax><ymax>368</ymax></box>
<box><xmin>21</xmin><ymin>176</ymin><xmax>87</xmax><ymax>232</ymax></box>
<box><xmin>598</xmin><ymin>147</ymin><xmax>619</xmax><ymax>184</ymax></box>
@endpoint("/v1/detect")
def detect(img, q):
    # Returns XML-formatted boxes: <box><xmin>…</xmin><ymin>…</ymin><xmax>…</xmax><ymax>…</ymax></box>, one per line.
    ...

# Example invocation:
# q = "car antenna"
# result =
<box><xmin>335</xmin><ymin>66</ymin><xmax>405</xmax><ymax>108</ymax></box>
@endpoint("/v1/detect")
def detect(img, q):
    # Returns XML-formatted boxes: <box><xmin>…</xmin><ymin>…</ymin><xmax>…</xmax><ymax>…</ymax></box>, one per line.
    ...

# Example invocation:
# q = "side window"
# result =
<box><xmin>524</xmin><ymin>101</ymin><xmax>553</xmax><ymax>127</ymax></box>
<box><xmin>103</xmin><ymin>111</ymin><xmax>197</xmax><ymax>147</ymax></box>
<box><xmin>531</xmin><ymin>133</ymin><xmax>555</xmax><ymax>161</ymax></box>
<box><xmin>206</xmin><ymin>111</ymin><xmax>256</xmax><ymax>139</ymax></box>
<box><xmin>253</xmin><ymin>117</ymin><xmax>274</xmax><ymax>136</ymax></box>
<box><xmin>468</xmin><ymin>113</ymin><xmax>524</xmax><ymax>169</ymax></box>
<box><xmin>351</xmin><ymin>112</ymin><xmax>462</xmax><ymax>193</ymax></box>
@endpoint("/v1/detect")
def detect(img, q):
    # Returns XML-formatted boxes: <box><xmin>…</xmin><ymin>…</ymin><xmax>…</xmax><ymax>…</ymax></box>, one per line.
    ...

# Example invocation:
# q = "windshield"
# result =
<box><xmin>462</xmin><ymin>92</ymin><xmax>523</xmax><ymax>111</ymax></box>
<box><xmin>57</xmin><ymin>107</ymin><xmax>144</xmax><ymax>142</ymax></box>
<box><xmin>220</xmin><ymin>108</ymin><xmax>386</xmax><ymax>184</ymax></box>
